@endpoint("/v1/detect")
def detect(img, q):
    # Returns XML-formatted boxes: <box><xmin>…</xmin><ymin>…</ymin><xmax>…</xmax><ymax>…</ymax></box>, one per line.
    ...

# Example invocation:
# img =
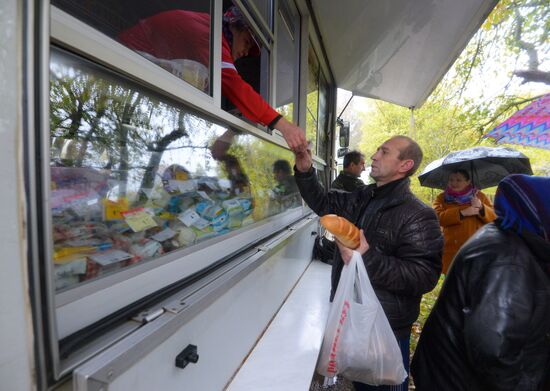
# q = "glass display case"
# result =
<box><xmin>50</xmin><ymin>47</ymin><xmax>302</xmax><ymax>292</ymax></box>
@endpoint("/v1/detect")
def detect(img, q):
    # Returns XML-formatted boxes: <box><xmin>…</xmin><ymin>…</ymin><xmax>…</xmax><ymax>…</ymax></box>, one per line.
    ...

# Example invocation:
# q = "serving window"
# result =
<box><xmin>274</xmin><ymin>0</ymin><xmax>300</xmax><ymax>123</ymax></box>
<box><xmin>306</xmin><ymin>44</ymin><xmax>330</xmax><ymax>159</ymax></box>
<box><xmin>50</xmin><ymin>47</ymin><xmax>302</xmax><ymax>293</ymax></box>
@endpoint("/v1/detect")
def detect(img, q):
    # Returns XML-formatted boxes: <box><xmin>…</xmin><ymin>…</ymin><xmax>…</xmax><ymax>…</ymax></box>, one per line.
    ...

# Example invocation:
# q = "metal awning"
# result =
<box><xmin>311</xmin><ymin>0</ymin><xmax>498</xmax><ymax>108</ymax></box>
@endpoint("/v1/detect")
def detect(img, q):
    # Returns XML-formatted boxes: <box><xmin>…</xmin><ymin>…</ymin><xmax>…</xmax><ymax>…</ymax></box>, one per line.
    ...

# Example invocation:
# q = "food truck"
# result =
<box><xmin>0</xmin><ymin>0</ymin><xmax>497</xmax><ymax>389</ymax></box>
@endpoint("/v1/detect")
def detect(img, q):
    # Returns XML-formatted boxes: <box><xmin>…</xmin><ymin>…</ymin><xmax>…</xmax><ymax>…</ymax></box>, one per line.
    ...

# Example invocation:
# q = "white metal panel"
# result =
<box><xmin>72</xmin><ymin>219</ymin><xmax>317</xmax><ymax>391</ymax></box>
<box><xmin>0</xmin><ymin>1</ymin><xmax>35</xmax><ymax>390</ymax></box>
<box><xmin>227</xmin><ymin>261</ymin><xmax>331</xmax><ymax>391</ymax></box>
<box><xmin>311</xmin><ymin>0</ymin><xmax>498</xmax><ymax>108</ymax></box>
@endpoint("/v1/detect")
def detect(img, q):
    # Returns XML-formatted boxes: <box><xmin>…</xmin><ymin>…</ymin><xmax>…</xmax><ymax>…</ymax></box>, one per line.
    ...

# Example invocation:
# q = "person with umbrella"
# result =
<box><xmin>418</xmin><ymin>145</ymin><xmax>533</xmax><ymax>274</ymax></box>
<box><xmin>433</xmin><ymin>168</ymin><xmax>496</xmax><ymax>274</ymax></box>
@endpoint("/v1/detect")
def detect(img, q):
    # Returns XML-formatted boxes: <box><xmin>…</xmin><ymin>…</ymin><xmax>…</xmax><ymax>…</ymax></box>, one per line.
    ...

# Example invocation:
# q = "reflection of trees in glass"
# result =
<box><xmin>226</xmin><ymin>135</ymin><xmax>296</xmax><ymax>219</ymax></box>
<box><xmin>277</xmin><ymin>103</ymin><xmax>294</xmax><ymax>123</ymax></box>
<box><xmin>50</xmin><ymin>50</ymin><xmax>222</xmax><ymax>203</ymax></box>
<box><xmin>317</xmin><ymin>72</ymin><xmax>329</xmax><ymax>160</ymax></box>
<box><xmin>306</xmin><ymin>45</ymin><xmax>320</xmax><ymax>154</ymax></box>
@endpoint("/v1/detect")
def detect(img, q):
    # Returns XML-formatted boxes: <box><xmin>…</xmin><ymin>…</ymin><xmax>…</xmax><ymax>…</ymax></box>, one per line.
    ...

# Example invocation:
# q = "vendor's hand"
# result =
<box><xmin>461</xmin><ymin>206</ymin><xmax>480</xmax><ymax>217</ymax></box>
<box><xmin>336</xmin><ymin>230</ymin><xmax>369</xmax><ymax>265</ymax></box>
<box><xmin>294</xmin><ymin>148</ymin><xmax>313</xmax><ymax>172</ymax></box>
<box><xmin>274</xmin><ymin>117</ymin><xmax>308</xmax><ymax>153</ymax></box>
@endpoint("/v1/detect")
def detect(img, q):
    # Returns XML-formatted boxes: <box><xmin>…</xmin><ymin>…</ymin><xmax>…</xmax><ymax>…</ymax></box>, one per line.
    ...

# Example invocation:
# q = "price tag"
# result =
<box><xmin>122</xmin><ymin>208</ymin><xmax>157</xmax><ymax>232</ymax></box>
<box><xmin>104</xmin><ymin>198</ymin><xmax>129</xmax><ymax>221</ymax></box>
<box><xmin>178</xmin><ymin>209</ymin><xmax>201</xmax><ymax>226</ymax></box>
<box><xmin>175</xmin><ymin>171</ymin><xmax>189</xmax><ymax>181</ymax></box>
<box><xmin>89</xmin><ymin>250</ymin><xmax>132</xmax><ymax>266</ymax></box>
<box><xmin>169</xmin><ymin>179</ymin><xmax>197</xmax><ymax>194</ymax></box>
<box><xmin>151</xmin><ymin>228</ymin><xmax>177</xmax><ymax>242</ymax></box>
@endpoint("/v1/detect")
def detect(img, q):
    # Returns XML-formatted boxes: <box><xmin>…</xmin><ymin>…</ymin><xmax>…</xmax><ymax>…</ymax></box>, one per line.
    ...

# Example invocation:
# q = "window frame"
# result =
<box><xmin>44</xmin><ymin>0</ymin><xmax>312</xmax><ymax>378</ymax></box>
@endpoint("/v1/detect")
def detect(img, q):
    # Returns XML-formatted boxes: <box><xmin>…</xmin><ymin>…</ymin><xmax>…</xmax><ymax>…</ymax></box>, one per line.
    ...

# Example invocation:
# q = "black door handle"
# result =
<box><xmin>175</xmin><ymin>344</ymin><xmax>199</xmax><ymax>369</ymax></box>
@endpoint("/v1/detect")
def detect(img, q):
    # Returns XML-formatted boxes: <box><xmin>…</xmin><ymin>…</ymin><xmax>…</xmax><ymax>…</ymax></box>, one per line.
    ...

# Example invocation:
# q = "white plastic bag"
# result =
<box><xmin>316</xmin><ymin>252</ymin><xmax>407</xmax><ymax>385</ymax></box>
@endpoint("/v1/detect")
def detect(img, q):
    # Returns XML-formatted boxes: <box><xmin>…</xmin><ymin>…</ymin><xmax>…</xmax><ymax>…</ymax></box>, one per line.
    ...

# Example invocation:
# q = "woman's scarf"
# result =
<box><xmin>494</xmin><ymin>174</ymin><xmax>550</xmax><ymax>241</ymax></box>
<box><xmin>444</xmin><ymin>183</ymin><xmax>476</xmax><ymax>205</ymax></box>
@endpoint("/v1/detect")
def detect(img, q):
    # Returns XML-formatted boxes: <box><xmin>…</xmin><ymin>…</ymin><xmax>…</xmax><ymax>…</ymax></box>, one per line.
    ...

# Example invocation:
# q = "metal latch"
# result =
<box><xmin>175</xmin><ymin>344</ymin><xmax>199</xmax><ymax>369</ymax></box>
<box><xmin>131</xmin><ymin>307</ymin><xmax>164</xmax><ymax>324</ymax></box>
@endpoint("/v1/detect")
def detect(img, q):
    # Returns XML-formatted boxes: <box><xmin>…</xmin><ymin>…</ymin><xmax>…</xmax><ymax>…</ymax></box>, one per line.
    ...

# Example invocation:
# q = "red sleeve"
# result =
<box><xmin>221</xmin><ymin>40</ymin><xmax>279</xmax><ymax>127</ymax></box>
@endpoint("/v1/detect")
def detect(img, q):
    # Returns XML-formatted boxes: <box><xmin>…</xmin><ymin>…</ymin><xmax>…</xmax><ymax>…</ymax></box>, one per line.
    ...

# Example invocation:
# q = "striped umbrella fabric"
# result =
<box><xmin>484</xmin><ymin>93</ymin><xmax>550</xmax><ymax>150</ymax></box>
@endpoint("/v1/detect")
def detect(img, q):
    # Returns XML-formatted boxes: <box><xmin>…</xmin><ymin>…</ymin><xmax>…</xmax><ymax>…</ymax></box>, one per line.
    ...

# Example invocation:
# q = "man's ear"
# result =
<box><xmin>399</xmin><ymin>159</ymin><xmax>414</xmax><ymax>174</ymax></box>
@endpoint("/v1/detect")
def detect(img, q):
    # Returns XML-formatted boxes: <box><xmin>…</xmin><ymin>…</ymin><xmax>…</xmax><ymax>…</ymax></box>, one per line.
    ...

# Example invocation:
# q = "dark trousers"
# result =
<box><xmin>352</xmin><ymin>334</ymin><xmax>410</xmax><ymax>391</ymax></box>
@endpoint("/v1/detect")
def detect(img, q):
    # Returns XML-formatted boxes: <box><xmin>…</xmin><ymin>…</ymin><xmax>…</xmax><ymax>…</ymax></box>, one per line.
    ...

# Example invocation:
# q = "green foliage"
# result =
<box><xmin>354</xmin><ymin>0</ymin><xmax>550</xmax><ymax>205</ymax></box>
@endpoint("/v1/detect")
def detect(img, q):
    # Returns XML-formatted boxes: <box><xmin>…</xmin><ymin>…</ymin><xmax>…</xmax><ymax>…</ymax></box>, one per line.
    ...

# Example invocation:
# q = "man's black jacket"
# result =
<box><xmin>295</xmin><ymin>168</ymin><xmax>443</xmax><ymax>337</ymax></box>
<box><xmin>411</xmin><ymin>223</ymin><xmax>550</xmax><ymax>391</ymax></box>
<box><xmin>331</xmin><ymin>171</ymin><xmax>365</xmax><ymax>192</ymax></box>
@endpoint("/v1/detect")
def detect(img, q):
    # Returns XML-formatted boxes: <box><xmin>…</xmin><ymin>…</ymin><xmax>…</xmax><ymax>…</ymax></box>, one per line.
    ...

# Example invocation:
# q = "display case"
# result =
<box><xmin>50</xmin><ymin>47</ymin><xmax>303</xmax><ymax>293</ymax></box>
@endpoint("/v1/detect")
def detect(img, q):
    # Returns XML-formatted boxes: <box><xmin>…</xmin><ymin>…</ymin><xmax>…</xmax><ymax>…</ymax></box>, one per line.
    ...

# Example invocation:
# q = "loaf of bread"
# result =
<box><xmin>319</xmin><ymin>214</ymin><xmax>360</xmax><ymax>249</ymax></box>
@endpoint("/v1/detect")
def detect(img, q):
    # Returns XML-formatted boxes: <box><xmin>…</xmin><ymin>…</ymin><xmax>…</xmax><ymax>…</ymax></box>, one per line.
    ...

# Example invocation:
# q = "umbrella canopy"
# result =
<box><xmin>418</xmin><ymin>146</ymin><xmax>533</xmax><ymax>190</ymax></box>
<box><xmin>484</xmin><ymin>93</ymin><xmax>550</xmax><ymax>150</ymax></box>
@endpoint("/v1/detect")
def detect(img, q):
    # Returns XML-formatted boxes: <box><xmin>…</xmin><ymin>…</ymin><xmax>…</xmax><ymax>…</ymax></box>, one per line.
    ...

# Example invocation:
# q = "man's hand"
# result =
<box><xmin>336</xmin><ymin>229</ymin><xmax>369</xmax><ymax>265</ymax></box>
<box><xmin>274</xmin><ymin>117</ymin><xmax>308</xmax><ymax>152</ymax></box>
<box><xmin>294</xmin><ymin>148</ymin><xmax>313</xmax><ymax>172</ymax></box>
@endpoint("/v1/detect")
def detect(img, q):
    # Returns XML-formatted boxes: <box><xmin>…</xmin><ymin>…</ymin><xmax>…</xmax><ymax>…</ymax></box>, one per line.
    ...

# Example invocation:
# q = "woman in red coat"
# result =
<box><xmin>433</xmin><ymin>169</ymin><xmax>496</xmax><ymax>274</ymax></box>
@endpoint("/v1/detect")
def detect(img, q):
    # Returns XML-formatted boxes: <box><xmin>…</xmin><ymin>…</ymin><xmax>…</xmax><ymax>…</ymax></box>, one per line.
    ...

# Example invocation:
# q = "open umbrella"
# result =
<box><xmin>484</xmin><ymin>93</ymin><xmax>550</xmax><ymax>150</ymax></box>
<box><xmin>418</xmin><ymin>146</ymin><xmax>532</xmax><ymax>190</ymax></box>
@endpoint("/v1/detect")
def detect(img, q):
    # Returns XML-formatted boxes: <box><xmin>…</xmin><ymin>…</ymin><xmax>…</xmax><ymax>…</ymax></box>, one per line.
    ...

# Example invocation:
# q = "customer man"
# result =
<box><xmin>332</xmin><ymin>150</ymin><xmax>366</xmax><ymax>191</ymax></box>
<box><xmin>314</xmin><ymin>150</ymin><xmax>366</xmax><ymax>263</ymax></box>
<box><xmin>411</xmin><ymin>174</ymin><xmax>550</xmax><ymax>391</ymax></box>
<box><xmin>294</xmin><ymin>135</ymin><xmax>443</xmax><ymax>391</ymax></box>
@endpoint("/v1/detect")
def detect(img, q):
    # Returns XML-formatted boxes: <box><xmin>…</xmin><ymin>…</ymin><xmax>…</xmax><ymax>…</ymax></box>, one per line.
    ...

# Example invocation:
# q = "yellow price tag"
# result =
<box><xmin>103</xmin><ymin>198</ymin><xmax>129</xmax><ymax>221</ymax></box>
<box><xmin>122</xmin><ymin>208</ymin><xmax>158</xmax><ymax>232</ymax></box>
<box><xmin>175</xmin><ymin>171</ymin><xmax>189</xmax><ymax>180</ymax></box>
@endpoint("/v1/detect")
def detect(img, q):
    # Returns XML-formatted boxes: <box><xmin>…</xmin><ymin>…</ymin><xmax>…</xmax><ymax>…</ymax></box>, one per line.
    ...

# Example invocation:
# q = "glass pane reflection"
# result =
<box><xmin>50</xmin><ymin>48</ymin><xmax>301</xmax><ymax>292</ymax></box>
<box><xmin>275</xmin><ymin>1</ymin><xmax>300</xmax><ymax>122</ymax></box>
<box><xmin>306</xmin><ymin>45</ymin><xmax>320</xmax><ymax>154</ymax></box>
<box><xmin>52</xmin><ymin>0</ymin><xmax>213</xmax><ymax>94</ymax></box>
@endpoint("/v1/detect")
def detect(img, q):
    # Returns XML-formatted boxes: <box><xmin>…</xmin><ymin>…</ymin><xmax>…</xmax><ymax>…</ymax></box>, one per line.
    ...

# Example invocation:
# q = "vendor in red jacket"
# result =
<box><xmin>118</xmin><ymin>6</ymin><xmax>307</xmax><ymax>152</ymax></box>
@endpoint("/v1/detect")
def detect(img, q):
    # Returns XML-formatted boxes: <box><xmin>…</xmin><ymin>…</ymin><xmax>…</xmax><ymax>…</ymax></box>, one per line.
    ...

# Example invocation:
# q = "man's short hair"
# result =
<box><xmin>343</xmin><ymin>150</ymin><xmax>365</xmax><ymax>168</ymax></box>
<box><xmin>273</xmin><ymin>159</ymin><xmax>291</xmax><ymax>175</ymax></box>
<box><xmin>392</xmin><ymin>136</ymin><xmax>423</xmax><ymax>176</ymax></box>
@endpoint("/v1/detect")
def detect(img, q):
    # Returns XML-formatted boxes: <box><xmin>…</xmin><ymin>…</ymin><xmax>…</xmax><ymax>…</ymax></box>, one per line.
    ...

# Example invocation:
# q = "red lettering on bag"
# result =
<box><xmin>326</xmin><ymin>300</ymin><xmax>350</xmax><ymax>375</ymax></box>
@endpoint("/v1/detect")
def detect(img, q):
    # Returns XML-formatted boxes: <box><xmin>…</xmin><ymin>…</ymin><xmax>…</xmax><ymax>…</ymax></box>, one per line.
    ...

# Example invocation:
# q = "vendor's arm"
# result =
<box><xmin>362</xmin><ymin>206</ymin><xmax>443</xmax><ymax>296</ymax></box>
<box><xmin>221</xmin><ymin>66</ymin><xmax>307</xmax><ymax>152</ymax></box>
<box><xmin>433</xmin><ymin>193</ymin><xmax>464</xmax><ymax>227</ymax></box>
<box><xmin>271</xmin><ymin>116</ymin><xmax>307</xmax><ymax>152</ymax></box>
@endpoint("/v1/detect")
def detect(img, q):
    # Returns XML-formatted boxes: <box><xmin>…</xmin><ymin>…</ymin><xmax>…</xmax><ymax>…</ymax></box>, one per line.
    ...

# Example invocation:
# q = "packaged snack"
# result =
<box><xmin>175</xmin><ymin>227</ymin><xmax>197</xmax><ymax>247</ymax></box>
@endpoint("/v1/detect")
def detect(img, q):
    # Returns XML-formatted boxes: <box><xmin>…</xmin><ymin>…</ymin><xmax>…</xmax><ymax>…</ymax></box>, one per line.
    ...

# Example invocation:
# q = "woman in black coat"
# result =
<box><xmin>411</xmin><ymin>174</ymin><xmax>550</xmax><ymax>391</ymax></box>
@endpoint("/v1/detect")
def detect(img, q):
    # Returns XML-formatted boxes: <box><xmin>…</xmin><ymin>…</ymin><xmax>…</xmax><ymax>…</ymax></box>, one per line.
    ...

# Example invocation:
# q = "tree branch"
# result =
<box><xmin>514</xmin><ymin>69</ymin><xmax>550</xmax><ymax>85</ymax></box>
